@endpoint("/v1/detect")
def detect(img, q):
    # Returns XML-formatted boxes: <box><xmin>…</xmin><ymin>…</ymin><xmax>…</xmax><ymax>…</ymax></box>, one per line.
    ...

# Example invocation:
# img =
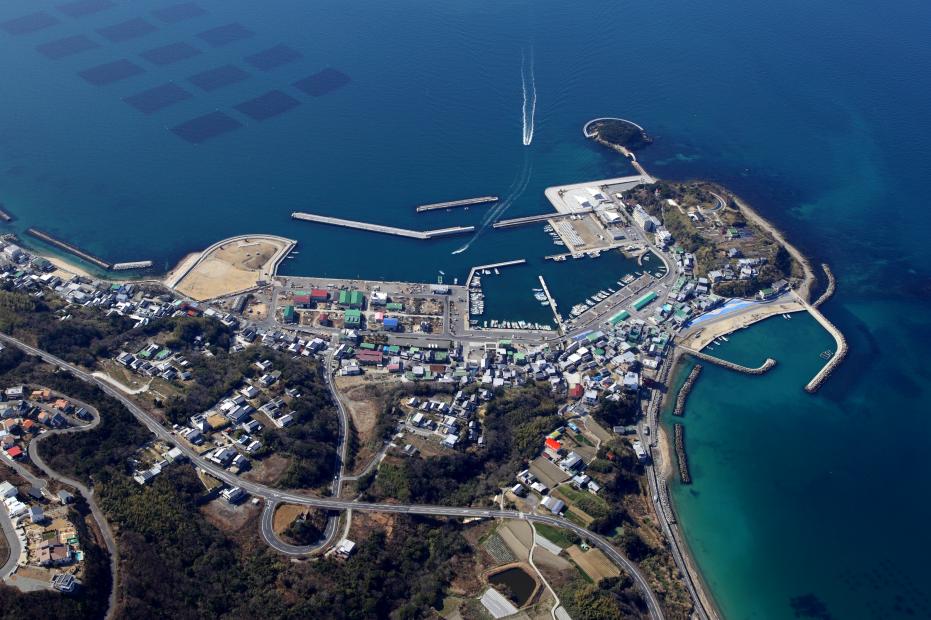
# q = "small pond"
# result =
<box><xmin>487</xmin><ymin>566</ymin><xmax>536</xmax><ymax>607</ymax></box>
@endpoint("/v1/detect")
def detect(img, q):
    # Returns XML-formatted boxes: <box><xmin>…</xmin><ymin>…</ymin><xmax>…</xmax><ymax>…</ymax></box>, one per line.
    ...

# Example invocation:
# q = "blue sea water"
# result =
<box><xmin>2</xmin><ymin>0</ymin><xmax>931</xmax><ymax>618</ymax></box>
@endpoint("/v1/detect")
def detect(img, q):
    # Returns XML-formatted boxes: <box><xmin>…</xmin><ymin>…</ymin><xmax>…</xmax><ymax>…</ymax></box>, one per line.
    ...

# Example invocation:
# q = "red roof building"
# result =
<box><xmin>292</xmin><ymin>294</ymin><xmax>311</xmax><ymax>306</ymax></box>
<box><xmin>568</xmin><ymin>384</ymin><xmax>584</xmax><ymax>399</ymax></box>
<box><xmin>5</xmin><ymin>445</ymin><xmax>24</xmax><ymax>459</ymax></box>
<box><xmin>544</xmin><ymin>437</ymin><xmax>561</xmax><ymax>457</ymax></box>
<box><xmin>310</xmin><ymin>289</ymin><xmax>329</xmax><ymax>301</ymax></box>
<box><xmin>356</xmin><ymin>350</ymin><xmax>384</xmax><ymax>365</ymax></box>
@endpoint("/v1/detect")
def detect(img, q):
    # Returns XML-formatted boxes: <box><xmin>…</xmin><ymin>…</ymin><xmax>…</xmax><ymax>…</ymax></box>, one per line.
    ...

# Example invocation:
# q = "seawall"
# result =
<box><xmin>26</xmin><ymin>228</ymin><xmax>111</xmax><ymax>270</ymax></box>
<box><xmin>674</xmin><ymin>423</ymin><xmax>691</xmax><ymax>484</ymax></box>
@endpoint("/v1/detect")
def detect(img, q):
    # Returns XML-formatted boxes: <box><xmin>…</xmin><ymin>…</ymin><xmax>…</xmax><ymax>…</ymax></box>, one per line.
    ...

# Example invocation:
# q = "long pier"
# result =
<box><xmin>415</xmin><ymin>196</ymin><xmax>497</xmax><ymax>212</ymax></box>
<box><xmin>537</xmin><ymin>275</ymin><xmax>562</xmax><ymax>329</ymax></box>
<box><xmin>291</xmin><ymin>212</ymin><xmax>473</xmax><ymax>240</ymax></box>
<box><xmin>26</xmin><ymin>228</ymin><xmax>111</xmax><ymax>270</ymax></box>
<box><xmin>680</xmin><ymin>346</ymin><xmax>777</xmax><ymax>375</ymax></box>
<box><xmin>493</xmin><ymin>209</ymin><xmax>592</xmax><ymax>229</ymax></box>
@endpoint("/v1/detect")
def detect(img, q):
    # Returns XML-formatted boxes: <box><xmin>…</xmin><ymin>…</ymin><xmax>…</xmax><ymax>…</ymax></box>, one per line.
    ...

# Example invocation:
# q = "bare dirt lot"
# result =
<box><xmin>243</xmin><ymin>453</ymin><xmax>290</xmax><ymax>486</ymax></box>
<box><xmin>173</xmin><ymin>237</ymin><xmax>290</xmax><ymax>301</ymax></box>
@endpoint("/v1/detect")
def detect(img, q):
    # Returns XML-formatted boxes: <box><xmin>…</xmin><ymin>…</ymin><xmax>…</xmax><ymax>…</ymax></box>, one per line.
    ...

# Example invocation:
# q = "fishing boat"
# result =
<box><xmin>494</xmin><ymin>268</ymin><xmax>500</xmax><ymax>275</ymax></box>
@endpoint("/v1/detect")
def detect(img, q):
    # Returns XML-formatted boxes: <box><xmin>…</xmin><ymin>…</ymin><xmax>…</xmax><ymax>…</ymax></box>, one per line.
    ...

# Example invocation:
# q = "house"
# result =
<box><xmin>632</xmin><ymin>440</ymin><xmax>649</xmax><ymax>463</ymax></box>
<box><xmin>29</xmin><ymin>505</ymin><xmax>45</xmax><ymax>523</ymax></box>
<box><xmin>544</xmin><ymin>437</ymin><xmax>561</xmax><ymax>459</ymax></box>
<box><xmin>559</xmin><ymin>451</ymin><xmax>584</xmax><ymax>473</ymax></box>
<box><xmin>57</xmin><ymin>490</ymin><xmax>74</xmax><ymax>505</ymax></box>
<box><xmin>221</xmin><ymin>486</ymin><xmax>246</xmax><ymax>504</ymax></box>
<box><xmin>0</xmin><ymin>481</ymin><xmax>16</xmax><ymax>499</ymax></box>
<box><xmin>240</xmin><ymin>385</ymin><xmax>260</xmax><ymax>399</ymax></box>
<box><xmin>540</xmin><ymin>495</ymin><xmax>565</xmax><ymax>515</ymax></box>
<box><xmin>568</xmin><ymin>384</ymin><xmax>584</xmax><ymax>399</ymax></box>
<box><xmin>335</xmin><ymin>539</ymin><xmax>356</xmax><ymax>558</ymax></box>
<box><xmin>4</xmin><ymin>445</ymin><xmax>23</xmax><ymax>460</ymax></box>
<box><xmin>38</xmin><ymin>541</ymin><xmax>71</xmax><ymax>566</ymax></box>
<box><xmin>51</xmin><ymin>573</ymin><xmax>77</xmax><ymax>593</ymax></box>
<box><xmin>583</xmin><ymin>390</ymin><xmax>599</xmax><ymax>406</ymax></box>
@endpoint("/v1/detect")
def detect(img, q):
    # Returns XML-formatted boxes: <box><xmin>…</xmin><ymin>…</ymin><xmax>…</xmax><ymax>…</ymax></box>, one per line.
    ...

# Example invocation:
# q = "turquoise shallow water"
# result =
<box><xmin>2</xmin><ymin>0</ymin><xmax>931</xmax><ymax>617</ymax></box>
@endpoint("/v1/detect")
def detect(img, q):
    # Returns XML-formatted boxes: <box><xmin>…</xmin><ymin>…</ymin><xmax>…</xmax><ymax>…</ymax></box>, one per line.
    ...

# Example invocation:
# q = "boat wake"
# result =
<box><xmin>452</xmin><ymin>152</ymin><xmax>532</xmax><ymax>255</ymax></box>
<box><xmin>521</xmin><ymin>47</ymin><xmax>537</xmax><ymax>146</ymax></box>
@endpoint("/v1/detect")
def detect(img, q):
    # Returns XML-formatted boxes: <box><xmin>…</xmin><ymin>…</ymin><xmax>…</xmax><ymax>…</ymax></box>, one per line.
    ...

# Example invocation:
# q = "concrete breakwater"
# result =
<box><xmin>803</xmin><ymin>301</ymin><xmax>848</xmax><ymax>394</ymax></box>
<box><xmin>112</xmin><ymin>261</ymin><xmax>153</xmax><ymax>271</ymax></box>
<box><xmin>415</xmin><ymin>196</ymin><xmax>497</xmax><ymax>212</ymax></box>
<box><xmin>26</xmin><ymin>228</ymin><xmax>111</xmax><ymax>270</ymax></box>
<box><xmin>674</xmin><ymin>423</ymin><xmax>691</xmax><ymax>484</ymax></box>
<box><xmin>0</xmin><ymin>204</ymin><xmax>14</xmax><ymax>222</ymax></box>
<box><xmin>673</xmin><ymin>364</ymin><xmax>703</xmax><ymax>416</ymax></box>
<box><xmin>291</xmin><ymin>212</ymin><xmax>474</xmax><ymax>239</ymax></box>
<box><xmin>680</xmin><ymin>346</ymin><xmax>777</xmax><ymax>375</ymax></box>
<box><xmin>813</xmin><ymin>263</ymin><xmax>836</xmax><ymax>308</ymax></box>
<box><xmin>493</xmin><ymin>209</ymin><xmax>592</xmax><ymax>229</ymax></box>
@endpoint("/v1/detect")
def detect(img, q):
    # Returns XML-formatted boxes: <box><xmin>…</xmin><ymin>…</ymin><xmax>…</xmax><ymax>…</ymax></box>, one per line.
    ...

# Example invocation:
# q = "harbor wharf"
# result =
<box><xmin>415</xmin><ymin>196</ymin><xmax>498</xmax><ymax>212</ymax></box>
<box><xmin>679</xmin><ymin>345</ymin><xmax>777</xmax><ymax>375</ymax></box>
<box><xmin>291</xmin><ymin>212</ymin><xmax>474</xmax><ymax>239</ymax></box>
<box><xmin>673</xmin><ymin>364</ymin><xmax>703</xmax><ymax>416</ymax></box>
<box><xmin>813</xmin><ymin>263</ymin><xmax>837</xmax><ymax>308</ymax></box>
<box><xmin>795</xmin><ymin>291</ymin><xmax>848</xmax><ymax>393</ymax></box>
<box><xmin>26</xmin><ymin>227</ymin><xmax>111</xmax><ymax>270</ymax></box>
<box><xmin>492</xmin><ymin>209</ymin><xmax>592</xmax><ymax>229</ymax></box>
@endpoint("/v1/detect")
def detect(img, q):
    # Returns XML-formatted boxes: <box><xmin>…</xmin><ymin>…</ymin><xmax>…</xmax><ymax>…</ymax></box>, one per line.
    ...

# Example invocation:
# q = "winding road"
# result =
<box><xmin>0</xmin><ymin>333</ymin><xmax>665</xmax><ymax>620</ymax></box>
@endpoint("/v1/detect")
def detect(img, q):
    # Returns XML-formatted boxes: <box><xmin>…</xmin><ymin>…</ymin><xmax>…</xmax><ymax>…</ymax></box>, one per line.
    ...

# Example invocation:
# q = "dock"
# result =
<box><xmin>291</xmin><ymin>212</ymin><xmax>474</xmax><ymax>239</ymax></box>
<box><xmin>537</xmin><ymin>275</ymin><xmax>562</xmax><ymax>329</ymax></box>
<box><xmin>465</xmin><ymin>259</ymin><xmax>526</xmax><ymax>286</ymax></box>
<box><xmin>26</xmin><ymin>228</ymin><xmax>111</xmax><ymax>270</ymax></box>
<box><xmin>415</xmin><ymin>196</ymin><xmax>497</xmax><ymax>212</ymax></box>
<box><xmin>493</xmin><ymin>209</ymin><xmax>591</xmax><ymax>229</ymax></box>
<box><xmin>0</xmin><ymin>204</ymin><xmax>13</xmax><ymax>223</ymax></box>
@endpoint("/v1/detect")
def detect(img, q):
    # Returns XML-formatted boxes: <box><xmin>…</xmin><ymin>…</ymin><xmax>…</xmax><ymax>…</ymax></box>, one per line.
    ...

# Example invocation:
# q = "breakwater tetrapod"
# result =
<box><xmin>674</xmin><ymin>424</ymin><xmax>691</xmax><ymax>484</ymax></box>
<box><xmin>679</xmin><ymin>346</ymin><xmax>777</xmax><ymax>375</ymax></box>
<box><xmin>673</xmin><ymin>364</ymin><xmax>703</xmax><ymax>416</ymax></box>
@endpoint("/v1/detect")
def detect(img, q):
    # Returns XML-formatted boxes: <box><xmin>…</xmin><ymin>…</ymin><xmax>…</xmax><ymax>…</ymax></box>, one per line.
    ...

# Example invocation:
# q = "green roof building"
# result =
<box><xmin>609</xmin><ymin>310</ymin><xmax>630</xmax><ymax>325</ymax></box>
<box><xmin>282</xmin><ymin>305</ymin><xmax>296</xmax><ymax>323</ymax></box>
<box><xmin>343</xmin><ymin>309</ymin><xmax>362</xmax><ymax>327</ymax></box>
<box><xmin>386</xmin><ymin>302</ymin><xmax>403</xmax><ymax>312</ymax></box>
<box><xmin>632</xmin><ymin>291</ymin><xmax>658</xmax><ymax>311</ymax></box>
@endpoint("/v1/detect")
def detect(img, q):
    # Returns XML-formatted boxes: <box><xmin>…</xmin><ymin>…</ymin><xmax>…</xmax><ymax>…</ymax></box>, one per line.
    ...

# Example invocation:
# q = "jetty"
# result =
<box><xmin>26</xmin><ymin>228</ymin><xmax>111</xmax><ymax>270</ymax></box>
<box><xmin>111</xmin><ymin>261</ymin><xmax>153</xmax><ymax>271</ymax></box>
<box><xmin>537</xmin><ymin>274</ymin><xmax>562</xmax><ymax>329</ymax></box>
<box><xmin>466</xmin><ymin>259</ymin><xmax>526</xmax><ymax>286</ymax></box>
<box><xmin>415</xmin><ymin>196</ymin><xmax>497</xmax><ymax>212</ymax></box>
<box><xmin>796</xmin><ymin>291</ymin><xmax>848</xmax><ymax>393</ymax></box>
<box><xmin>674</xmin><ymin>424</ymin><xmax>691</xmax><ymax>484</ymax></box>
<box><xmin>0</xmin><ymin>204</ymin><xmax>14</xmax><ymax>222</ymax></box>
<box><xmin>673</xmin><ymin>364</ymin><xmax>703</xmax><ymax>416</ymax></box>
<box><xmin>679</xmin><ymin>346</ymin><xmax>776</xmax><ymax>375</ymax></box>
<box><xmin>291</xmin><ymin>212</ymin><xmax>473</xmax><ymax>240</ymax></box>
<box><xmin>813</xmin><ymin>263</ymin><xmax>836</xmax><ymax>308</ymax></box>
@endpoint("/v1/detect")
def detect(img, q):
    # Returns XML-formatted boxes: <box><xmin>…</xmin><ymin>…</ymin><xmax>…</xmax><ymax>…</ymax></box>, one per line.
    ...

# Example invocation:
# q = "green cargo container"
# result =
<box><xmin>632</xmin><ymin>291</ymin><xmax>658</xmax><ymax>311</ymax></box>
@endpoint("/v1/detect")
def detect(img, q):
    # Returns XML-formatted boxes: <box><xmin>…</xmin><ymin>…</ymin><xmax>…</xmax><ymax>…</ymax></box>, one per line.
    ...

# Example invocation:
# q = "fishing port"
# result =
<box><xmin>291</xmin><ymin>212</ymin><xmax>474</xmax><ymax>239</ymax></box>
<box><xmin>26</xmin><ymin>228</ymin><xmax>111</xmax><ymax>270</ymax></box>
<box><xmin>415</xmin><ymin>196</ymin><xmax>498</xmax><ymax>212</ymax></box>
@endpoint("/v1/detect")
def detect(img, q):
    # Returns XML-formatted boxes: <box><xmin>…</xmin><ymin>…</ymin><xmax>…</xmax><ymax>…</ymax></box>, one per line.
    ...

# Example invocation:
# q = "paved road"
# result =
<box><xmin>27</xmin><ymin>394</ymin><xmax>119</xmax><ymax>620</ymax></box>
<box><xmin>259</xmin><ymin>499</ymin><xmax>339</xmax><ymax>556</ymax></box>
<box><xmin>0</xmin><ymin>503</ymin><xmax>23</xmax><ymax>580</ymax></box>
<box><xmin>0</xmin><ymin>333</ymin><xmax>665</xmax><ymax>620</ymax></box>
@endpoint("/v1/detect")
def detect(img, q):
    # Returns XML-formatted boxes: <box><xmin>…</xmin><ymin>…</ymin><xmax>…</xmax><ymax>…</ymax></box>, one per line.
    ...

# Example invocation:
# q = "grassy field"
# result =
<box><xmin>533</xmin><ymin>523</ymin><xmax>575</xmax><ymax>549</ymax></box>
